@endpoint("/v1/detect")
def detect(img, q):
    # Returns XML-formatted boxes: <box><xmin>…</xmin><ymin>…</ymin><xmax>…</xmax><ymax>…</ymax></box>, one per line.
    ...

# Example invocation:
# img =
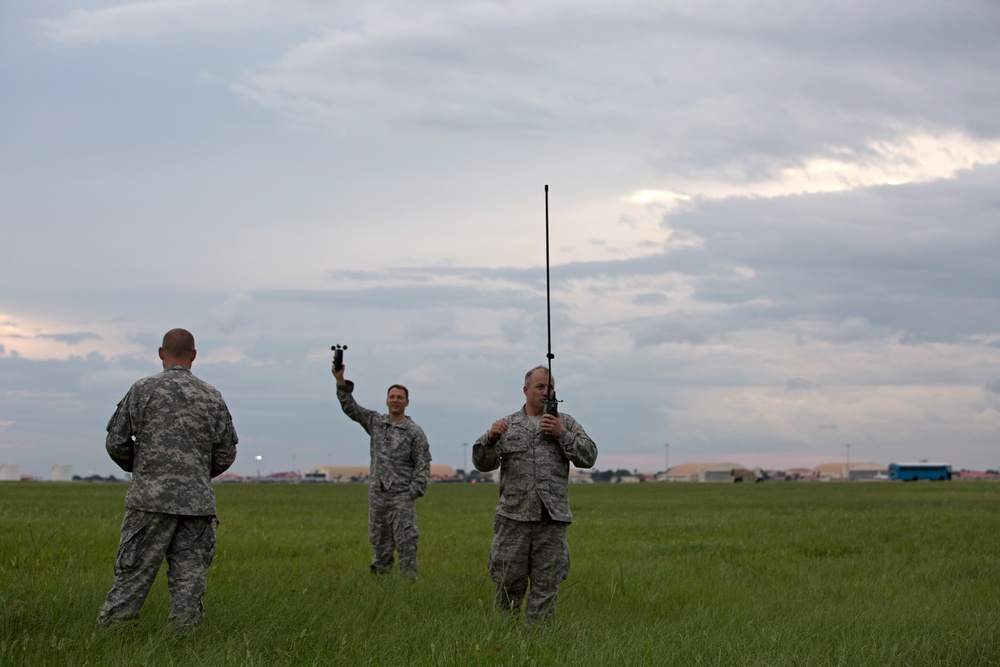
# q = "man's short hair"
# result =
<box><xmin>387</xmin><ymin>384</ymin><xmax>409</xmax><ymax>400</ymax></box>
<box><xmin>524</xmin><ymin>365</ymin><xmax>553</xmax><ymax>388</ymax></box>
<box><xmin>162</xmin><ymin>328</ymin><xmax>195</xmax><ymax>356</ymax></box>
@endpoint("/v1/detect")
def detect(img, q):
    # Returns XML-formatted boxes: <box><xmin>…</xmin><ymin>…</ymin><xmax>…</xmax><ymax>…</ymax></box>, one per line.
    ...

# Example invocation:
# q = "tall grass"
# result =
<box><xmin>2</xmin><ymin>482</ymin><xmax>998</xmax><ymax>665</ymax></box>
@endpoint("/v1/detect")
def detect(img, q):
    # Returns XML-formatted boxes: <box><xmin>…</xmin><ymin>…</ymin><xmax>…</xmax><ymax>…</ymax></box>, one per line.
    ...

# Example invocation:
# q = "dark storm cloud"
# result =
<box><xmin>640</xmin><ymin>164</ymin><xmax>1000</xmax><ymax>343</ymax></box>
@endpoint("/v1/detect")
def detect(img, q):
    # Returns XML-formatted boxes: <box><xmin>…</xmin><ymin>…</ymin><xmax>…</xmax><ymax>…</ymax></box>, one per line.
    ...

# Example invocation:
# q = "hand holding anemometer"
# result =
<box><xmin>331</xmin><ymin>344</ymin><xmax>347</xmax><ymax>371</ymax></box>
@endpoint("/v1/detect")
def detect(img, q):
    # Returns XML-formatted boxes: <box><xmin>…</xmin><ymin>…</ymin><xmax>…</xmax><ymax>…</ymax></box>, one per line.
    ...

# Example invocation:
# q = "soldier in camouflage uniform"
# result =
<box><xmin>97</xmin><ymin>329</ymin><xmax>238</xmax><ymax>632</ymax></box>
<box><xmin>473</xmin><ymin>365</ymin><xmax>597</xmax><ymax>622</ymax></box>
<box><xmin>332</xmin><ymin>363</ymin><xmax>432</xmax><ymax>578</ymax></box>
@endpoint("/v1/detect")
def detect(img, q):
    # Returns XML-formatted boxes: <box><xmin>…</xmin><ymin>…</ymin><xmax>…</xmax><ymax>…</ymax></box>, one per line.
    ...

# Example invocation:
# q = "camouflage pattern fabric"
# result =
<box><xmin>337</xmin><ymin>381</ymin><xmax>431</xmax><ymax>575</ymax></box>
<box><xmin>472</xmin><ymin>409</ymin><xmax>597</xmax><ymax>522</ymax></box>
<box><xmin>97</xmin><ymin>510</ymin><xmax>218</xmax><ymax>631</ymax></box>
<box><xmin>368</xmin><ymin>489</ymin><xmax>420</xmax><ymax>576</ymax></box>
<box><xmin>99</xmin><ymin>364</ymin><xmax>237</xmax><ymax>629</ymax></box>
<box><xmin>473</xmin><ymin>408</ymin><xmax>597</xmax><ymax>620</ymax></box>
<box><xmin>106</xmin><ymin>365</ymin><xmax>238</xmax><ymax>515</ymax></box>
<box><xmin>488</xmin><ymin>514</ymin><xmax>569</xmax><ymax>622</ymax></box>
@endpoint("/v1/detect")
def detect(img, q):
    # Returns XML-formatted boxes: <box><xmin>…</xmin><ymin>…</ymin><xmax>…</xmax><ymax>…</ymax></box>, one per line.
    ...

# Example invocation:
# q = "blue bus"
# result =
<box><xmin>887</xmin><ymin>462</ymin><xmax>952</xmax><ymax>481</ymax></box>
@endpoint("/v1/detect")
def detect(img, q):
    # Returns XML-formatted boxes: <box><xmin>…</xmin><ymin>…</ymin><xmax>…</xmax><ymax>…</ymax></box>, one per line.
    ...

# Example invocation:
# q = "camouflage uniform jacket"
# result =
<box><xmin>337</xmin><ymin>381</ymin><xmax>432</xmax><ymax>497</ymax></box>
<box><xmin>472</xmin><ymin>408</ymin><xmax>597</xmax><ymax>523</ymax></box>
<box><xmin>106</xmin><ymin>365</ymin><xmax>238</xmax><ymax>516</ymax></box>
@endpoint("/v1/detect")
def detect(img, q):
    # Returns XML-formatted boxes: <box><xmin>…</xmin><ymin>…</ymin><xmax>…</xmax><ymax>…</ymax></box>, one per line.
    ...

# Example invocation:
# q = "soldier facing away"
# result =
<box><xmin>473</xmin><ymin>365</ymin><xmax>598</xmax><ymax>622</ymax></box>
<box><xmin>97</xmin><ymin>328</ymin><xmax>238</xmax><ymax>631</ymax></box>
<box><xmin>332</xmin><ymin>362</ymin><xmax>432</xmax><ymax>578</ymax></box>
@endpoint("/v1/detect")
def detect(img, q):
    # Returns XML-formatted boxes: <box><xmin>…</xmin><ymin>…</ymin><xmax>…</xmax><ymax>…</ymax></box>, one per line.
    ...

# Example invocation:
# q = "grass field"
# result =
<box><xmin>2</xmin><ymin>481</ymin><xmax>998</xmax><ymax>666</ymax></box>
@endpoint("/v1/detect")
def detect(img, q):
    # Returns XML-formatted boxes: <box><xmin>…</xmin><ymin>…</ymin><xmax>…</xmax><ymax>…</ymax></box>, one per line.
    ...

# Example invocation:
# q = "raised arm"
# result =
<box><xmin>557</xmin><ymin>414</ymin><xmax>598</xmax><ymax>469</ymax></box>
<box><xmin>471</xmin><ymin>418</ymin><xmax>509</xmax><ymax>472</ymax></box>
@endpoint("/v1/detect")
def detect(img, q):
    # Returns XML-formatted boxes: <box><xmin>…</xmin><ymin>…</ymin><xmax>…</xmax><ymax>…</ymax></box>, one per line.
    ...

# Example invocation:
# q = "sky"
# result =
<box><xmin>2</xmin><ymin>0</ymin><xmax>1000</xmax><ymax>479</ymax></box>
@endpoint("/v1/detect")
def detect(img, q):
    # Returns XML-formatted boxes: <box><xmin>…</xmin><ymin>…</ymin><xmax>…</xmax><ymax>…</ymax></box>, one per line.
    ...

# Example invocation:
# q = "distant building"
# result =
<box><xmin>954</xmin><ymin>470</ymin><xmax>1000</xmax><ymax>481</ymax></box>
<box><xmin>262</xmin><ymin>471</ymin><xmax>301</xmax><ymax>482</ymax></box>
<box><xmin>662</xmin><ymin>462</ymin><xmax>759</xmax><ymax>483</ymax></box>
<box><xmin>307</xmin><ymin>465</ymin><xmax>370</xmax><ymax>483</ymax></box>
<box><xmin>51</xmin><ymin>464</ymin><xmax>73</xmax><ymax>482</ymax></box>
<box><xmin>429</xmin><ymin>464</ymin><xmax>458</xmax><ymax>482</ymax></box>
<box><xmin>0</xmin><ymin>464</ymin><xmax>20</xmax><ymax>481</ymax></box>
<box><xmin>812</xmin><ymin>461</ymin><xmax>886</xmax><ymax>481</ymax></box>
<box><xmin>305</xmin><ymin>464</ymin><xmax>459</xmax><ymax>483</ymax></box>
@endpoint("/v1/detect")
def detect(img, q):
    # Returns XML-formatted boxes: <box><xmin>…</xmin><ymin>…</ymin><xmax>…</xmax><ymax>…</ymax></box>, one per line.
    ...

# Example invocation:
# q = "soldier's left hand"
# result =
<box><xmin>541</xmin><ymin>414</ymin><xmax>563</xmax><ymax>439</ymax></box>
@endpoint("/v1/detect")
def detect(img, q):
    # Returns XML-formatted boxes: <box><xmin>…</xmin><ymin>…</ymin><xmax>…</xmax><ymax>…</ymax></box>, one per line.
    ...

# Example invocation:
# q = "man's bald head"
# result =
<box><xmin>159</xmin><ymin>328</ymin><xmax>196</xmax><ymax>368</ymax></box>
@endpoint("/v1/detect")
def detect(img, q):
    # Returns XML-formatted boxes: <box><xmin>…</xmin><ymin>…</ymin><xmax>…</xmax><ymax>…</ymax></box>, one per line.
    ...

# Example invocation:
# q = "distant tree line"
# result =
<box><xmin>71</xmin><ymin>474</ymin><xmax>126</xmax><ymax>483</ymax></box>
<box><xmin>589</xmin><ymin>469</ymin><xmax>637</xmax><ymax>483</ymax></box>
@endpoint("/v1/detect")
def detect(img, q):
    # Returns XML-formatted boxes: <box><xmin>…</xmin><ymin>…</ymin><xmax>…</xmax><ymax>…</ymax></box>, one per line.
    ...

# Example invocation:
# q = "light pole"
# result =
<box><xmin>845</xmin><ymin>443</ymin><xmax>851</xmax><ymax>481</ymax></box>
<box><xmin>463</xmin><ymin>442</ymin><xmax>469</xmax><ymax>481</ymax></box>
<box><xmin>664</xmin><ymin>442</ymin><xmax>670</xmax><ymax>477</ymax></box>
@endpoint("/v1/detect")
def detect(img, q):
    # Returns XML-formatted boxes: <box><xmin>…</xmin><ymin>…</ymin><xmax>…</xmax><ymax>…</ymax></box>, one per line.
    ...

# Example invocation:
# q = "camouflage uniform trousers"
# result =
<box><xmin>97</xmin><ymin>508</ymin><xmax>218</xmax><ymax>630</ymax></box>
<box><xmin>488</xmin><ymin>514</ymin><xmax>570</xmax><ymax>622</ymax></box>
<box><xmin>368</xmin><ymin>488</ymin><xmax>419</xmax><ymax>577</ymax></box>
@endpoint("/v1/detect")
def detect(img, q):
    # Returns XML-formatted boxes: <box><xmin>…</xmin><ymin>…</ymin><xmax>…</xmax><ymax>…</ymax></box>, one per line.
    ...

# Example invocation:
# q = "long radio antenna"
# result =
<box><xmin>544</xmin><ymin>184</ymin><xmax>554</xmax><ymax>393</ymax></box>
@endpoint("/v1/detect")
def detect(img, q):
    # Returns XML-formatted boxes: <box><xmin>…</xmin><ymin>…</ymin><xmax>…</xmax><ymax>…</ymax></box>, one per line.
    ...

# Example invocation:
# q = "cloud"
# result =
<box><xmin>227</xmin><ymin>2</ymin><xmax>1000</xmax><ymax>179</ymax></box>
<box><xmin>7</xmin><ymin>0</ymin><xmax>1000</xmax><ymax>477</ymax></box>
<box><xmin>209</xmin><ymin>293</ymin><xmax>255</xmax><ymax>336</ymax></box>
<box><xmin>785</xmin><ymin>378</ymin><xmax>813</xmax><ymax>393</ymax></box>
<box><xmin>36</xmin><ymin>0</ymin><xmax>339</xmax><ymax>43</ymax></box>
<box><xmin>37</xmin><ymin>332</ymin><xmax>102</xmax><ymax>345</ymax></box>
<box><xmin>652</xmin><ymin>164</ymin><xmax>1000</xmax><ymax>344</ymax></box>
